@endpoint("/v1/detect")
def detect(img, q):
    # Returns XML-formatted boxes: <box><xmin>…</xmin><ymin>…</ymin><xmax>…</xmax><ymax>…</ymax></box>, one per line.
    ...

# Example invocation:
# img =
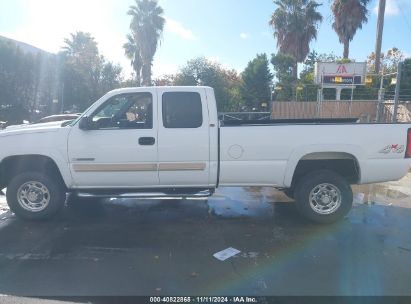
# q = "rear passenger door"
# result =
<box><xmin>157</xmin><ymin>88</ymin><xmax>210</xmax><ymax>187</ymax></box>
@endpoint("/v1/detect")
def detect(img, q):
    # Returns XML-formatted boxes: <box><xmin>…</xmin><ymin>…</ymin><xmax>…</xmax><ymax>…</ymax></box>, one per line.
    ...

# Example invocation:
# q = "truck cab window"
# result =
<box><xmin>91</xmin><ymin>93</ymin><xmax>153</xmax><ymax>129</ymax></box>
<box><xmin>162</xmin><ymin>92</ymin><xmax>203</xmax><ymax>128</ymax></box>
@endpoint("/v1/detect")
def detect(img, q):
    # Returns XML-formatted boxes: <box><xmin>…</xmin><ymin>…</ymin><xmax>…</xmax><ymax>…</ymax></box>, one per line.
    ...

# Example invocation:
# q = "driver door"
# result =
<box><xmin>67</xmin><ymin>90</ymin><xmax>159</xmax><ymax>188</ymax></box>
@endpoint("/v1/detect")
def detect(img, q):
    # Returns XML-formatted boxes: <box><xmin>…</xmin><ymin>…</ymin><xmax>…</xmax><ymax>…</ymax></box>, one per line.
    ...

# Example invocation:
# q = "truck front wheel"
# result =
<box><xmin>294</xmin><ymin>170</ymin><xmax>353</xmax><ymax>224</ymax></box>
<box><xmin>6</xmin><ymin>172</ymin><xmax>66</xmax><ymax>220</ymax></box>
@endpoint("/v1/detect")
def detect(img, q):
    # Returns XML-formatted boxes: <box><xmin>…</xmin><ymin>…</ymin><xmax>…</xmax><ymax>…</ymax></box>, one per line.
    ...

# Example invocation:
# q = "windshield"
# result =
<box><xmin>68</xmin><ymin>103</ymin><xmax>97</xmax><ymax>127</ymax></box>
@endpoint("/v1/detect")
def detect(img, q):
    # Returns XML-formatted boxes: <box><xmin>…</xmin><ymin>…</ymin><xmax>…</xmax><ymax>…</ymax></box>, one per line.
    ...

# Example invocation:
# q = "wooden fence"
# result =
<box><xmin>270</xmin><ymin>100</ymin><xmax>410</xmax><ymax>123</ymax></box>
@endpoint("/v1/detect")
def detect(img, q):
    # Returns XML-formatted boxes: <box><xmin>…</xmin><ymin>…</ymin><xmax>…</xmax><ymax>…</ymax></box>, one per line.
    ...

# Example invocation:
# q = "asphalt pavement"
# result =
<box><xmin>0</xmin><ymin>178</ymin><xmax>411</xmax><ymax>299</ymax></box>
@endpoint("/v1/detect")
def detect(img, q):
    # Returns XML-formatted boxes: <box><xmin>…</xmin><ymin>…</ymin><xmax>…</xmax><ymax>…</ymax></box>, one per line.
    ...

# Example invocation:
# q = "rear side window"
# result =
<box><xmin>162</xmin><ymin>92</ymin><xmax>203</xmax><ymax>128</ymax></box>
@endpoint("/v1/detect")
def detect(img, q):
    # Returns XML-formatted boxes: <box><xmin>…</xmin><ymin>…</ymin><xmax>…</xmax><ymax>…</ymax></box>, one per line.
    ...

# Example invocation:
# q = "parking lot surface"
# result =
<box><xmin>0</xmin><ymin>176</ymin><xmax>411</xmax><ymax>298</ymax></box>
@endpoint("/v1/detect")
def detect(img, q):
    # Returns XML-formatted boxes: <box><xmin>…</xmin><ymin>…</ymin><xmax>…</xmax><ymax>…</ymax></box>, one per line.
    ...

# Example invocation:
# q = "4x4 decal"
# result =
<box><xmin>379</xmin><ymin>144</ymin><xmax>405</xmax><ymax>154</ymax></box>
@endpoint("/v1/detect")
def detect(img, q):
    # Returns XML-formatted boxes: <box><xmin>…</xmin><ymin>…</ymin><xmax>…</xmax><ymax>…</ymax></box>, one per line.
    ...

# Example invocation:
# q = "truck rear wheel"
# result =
<box><xmin>294</xmin><ymin>170</ymin><xmax>353</xmax><ymax>224</ymax></box>
<box><xmin>6</xmin><ymin>171</ymin><xmax>65</xmax><ymax>220</ymax></box>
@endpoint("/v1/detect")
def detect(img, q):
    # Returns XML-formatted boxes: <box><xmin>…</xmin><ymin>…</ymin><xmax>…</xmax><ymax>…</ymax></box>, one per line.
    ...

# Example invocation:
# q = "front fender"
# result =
<box><xmin>0</xmin><ymin>128</ymin><xmax>73</xmax><ymax>189</ymax></box>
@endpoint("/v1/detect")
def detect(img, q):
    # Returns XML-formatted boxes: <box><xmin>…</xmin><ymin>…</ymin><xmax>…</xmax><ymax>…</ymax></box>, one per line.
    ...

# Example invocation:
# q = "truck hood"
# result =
<box><xmin>0</xmin><ymin>121</ymin><xmax>67</xmax><ymax>137</ymax></box>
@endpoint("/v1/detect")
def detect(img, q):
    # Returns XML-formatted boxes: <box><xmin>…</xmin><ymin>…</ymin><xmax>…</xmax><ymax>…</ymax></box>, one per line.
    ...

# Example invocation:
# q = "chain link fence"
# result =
<box><xmin>219</xmin><ymin>100</ymin><xmax>411</xmax><ymax>123</ymax></box>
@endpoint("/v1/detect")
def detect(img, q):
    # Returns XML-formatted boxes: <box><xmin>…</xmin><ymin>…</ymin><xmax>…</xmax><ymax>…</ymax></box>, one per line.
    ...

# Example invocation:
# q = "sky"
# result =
<box><xmin>1</xmin><ymin>0</ymin><xmax>411</xmax><ymax>78</ymax></box>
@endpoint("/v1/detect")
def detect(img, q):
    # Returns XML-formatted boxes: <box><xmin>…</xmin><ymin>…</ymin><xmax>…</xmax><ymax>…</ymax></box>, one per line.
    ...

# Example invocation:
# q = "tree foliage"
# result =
<box><xmin>124</xmin><ymin>34</ymin><xmax>142</xmax><ymax>86</ymax></box>
<box><xmin>153</xmin><ymin>74</ymin><xmax>175</xmax><ymax>86</ymax></box>
<box><xmin>126</xmin><ymin>0</ymin><xmax>165</xmax><ymax>86</ymax></box>
<box><xmin>174</xmin><ymin>57</ymin><xmax>243</xmax><ymax>111</ymax></box>
<box><xmin>270</xmin><ymin>52</ymin><xmax>295</xmax><ymax>101</ymax></box>
<box><xmin>61</xmin><ymin>32</ymin><xmax>102</xmax><ymax>111</ymax></box>
<box><xmin>61</xmin><ymin>31</ymin><xmax>123</xmax><ymax>111</ymax></box>
<box><xmin>241</xmin><ymin>54</ymin><xmax>273</xmax><ymax>111</ymax></box>
<box><xmin>367</xmin><ymin>47</ymin><xmax>405</xmax><ymax>73</ymax></box>
<box><xmin>269</xmin><ymin>0</ymin><xmax>322</xmax><ymax>79</ymax></box>
<box><xmin>331</xmin><ymin>0</ymin><xmax>371</xmax><ymax>59</ymax></box>
<box><xmin>100</xmin><ymin>62</ymin><xmax>123</xmax><ymax>95</ymax></box>
<box><xmin>400</xmin><ymin>58</ymin><xmax>411</xmax><ymax>101</ymax></box>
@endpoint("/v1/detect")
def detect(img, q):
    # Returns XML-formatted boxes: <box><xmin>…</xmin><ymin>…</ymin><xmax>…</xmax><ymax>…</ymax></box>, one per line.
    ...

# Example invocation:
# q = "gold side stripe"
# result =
<box><xmin>158</xmin><ymin>163</ymin><xmax>206</xmax><ymax>171</ymax></box>
<box><xmin>73</xmin><ymin>164</ymin><xmax>157</xmax><ymax>172</ymax></box>
<box><xmin>72</xmin><ymin>163</ymin><xmax>206</xmax><ymax>172</ymax></box>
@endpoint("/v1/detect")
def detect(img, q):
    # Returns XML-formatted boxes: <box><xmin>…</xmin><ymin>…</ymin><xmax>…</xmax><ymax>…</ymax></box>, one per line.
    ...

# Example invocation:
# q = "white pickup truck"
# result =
<box><xmin>0</xmin><ymin>86</ymin><xmax>410</xmax><ymax>223</ymax></box>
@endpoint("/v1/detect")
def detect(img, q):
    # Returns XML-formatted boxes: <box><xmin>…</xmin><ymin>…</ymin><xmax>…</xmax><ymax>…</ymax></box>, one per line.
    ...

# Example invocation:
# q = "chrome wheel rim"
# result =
<box><xmin>309</xmin><ymin>183</ymin><xmax>341</xmax><ymax>215</ymax></box>
<box><xmin>17</xmin><ymin>181</ymin><xmax>50</xmax><ymax>212</ymax></box>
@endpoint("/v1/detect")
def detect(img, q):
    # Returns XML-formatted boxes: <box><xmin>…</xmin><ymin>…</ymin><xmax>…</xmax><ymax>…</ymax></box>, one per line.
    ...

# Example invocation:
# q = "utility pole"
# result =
<box><xmin>392</xmin><ymin>62</ymin><xmax>403</xmax><ymax>123</ymax></box>
<box><xmin>375</xmin><ymin>0</ymin><xmax>386</xmax><ymax>74</ymax></box>
<box><xmin>376</xmin><ymin>67</ymin><xmax>385</xmax><ymax>122</ymax></box>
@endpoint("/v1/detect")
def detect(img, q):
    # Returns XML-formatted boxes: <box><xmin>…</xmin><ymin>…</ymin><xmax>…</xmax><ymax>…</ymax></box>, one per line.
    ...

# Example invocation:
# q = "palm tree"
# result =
<box><xmin>331</xmin><ymin>0</ymin><xmax>371</xmax><ymax>59</ymax></box>
<box><xmin>123</xmin><ymin>34</ymin><xmax>143</xmax><ymax>86</ymax></box>
<box><xmin>269</xmin><ymin>0</ymin><xmax>322</xmax><ymax>80</ymax></box>
<box><xmin>126</xmin><ymin>0</ymin><xmax>165</xmax><ymax>86</ymax></box>
<box><xmin>63</xmin><ymin>31</ymin><xmax>99</xmax><ymax>61</ymax></box>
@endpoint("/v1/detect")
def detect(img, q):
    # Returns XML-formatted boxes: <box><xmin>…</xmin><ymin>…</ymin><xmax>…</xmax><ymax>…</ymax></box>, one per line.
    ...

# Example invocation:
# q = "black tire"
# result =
<box><xmin>294</xmin><ymin>170</ymin><xmax>353</xmax><ymax>224</ymax></box>
<box><xmin>6</xmin><ymin>171</ymin><xmax>66</xmax><ymax>220</ymax></box>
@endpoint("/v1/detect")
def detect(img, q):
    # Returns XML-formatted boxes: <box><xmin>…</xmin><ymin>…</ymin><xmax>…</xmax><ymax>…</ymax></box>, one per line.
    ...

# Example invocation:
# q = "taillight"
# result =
<box><xmin>406</xmin><ymin>129</ymin><xmax>411</xmax><ymax>158</ymax></box>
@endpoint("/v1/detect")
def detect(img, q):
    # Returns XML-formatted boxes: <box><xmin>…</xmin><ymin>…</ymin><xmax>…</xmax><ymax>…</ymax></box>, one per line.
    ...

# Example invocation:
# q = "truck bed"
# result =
<box><xmin>218</xmin><ymin>122</ymin><xmax>411</xmax><ymax>187</ymax></box>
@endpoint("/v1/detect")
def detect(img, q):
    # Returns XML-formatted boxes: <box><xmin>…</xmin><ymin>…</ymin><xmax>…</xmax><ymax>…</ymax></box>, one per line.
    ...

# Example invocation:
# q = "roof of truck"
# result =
<box><xmin>111</xmin><ymin>86</ymin><xmax>213</xmax><ymax>92</ymax></box>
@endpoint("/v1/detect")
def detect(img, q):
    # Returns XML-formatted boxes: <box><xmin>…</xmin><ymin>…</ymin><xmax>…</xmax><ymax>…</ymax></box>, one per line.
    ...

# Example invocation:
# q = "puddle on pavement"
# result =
<box><xmin>207</xmin><ymin>198</ymin><xmax>274</xmax><ymax>219</ymax></box>
<box><xmin>107</xmin><ymin>198</ymin><xmax>164</xmax><ymax>208</ymax></box>
<box><xmin>207</xmin><ymin>187</ymin><xmax>277</xmax><ymax>219</ymax></box>
<box><xmin>352</xmin><ymin>182</ymin><xmax>411</xmax><ymax>207</ymax></box>
<box><xmin>0</xmin><ymin>193</ymin><xmax>9</xmax><ymax>217</ymax></box>
<box><xmin>102</xmin><ymin>187</ymin><xmax>278</xmax><ymax>220</ymax></box>
<box><xmin>349</xmin><ymin>178</ymin><xmax>411</xmax><ymax>224</ymax></box>
<box><xmin>207</xmin><ymin>176</ymin><xmax>411</xmax><ymax>221</ymax></box>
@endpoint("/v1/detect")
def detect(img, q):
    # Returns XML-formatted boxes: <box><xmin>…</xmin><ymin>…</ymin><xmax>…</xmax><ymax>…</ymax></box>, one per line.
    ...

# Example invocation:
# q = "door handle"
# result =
<box><xmin>139</xmin><ymin>137</ymin><xmax>155</xmax><ymax>146</ymax></box>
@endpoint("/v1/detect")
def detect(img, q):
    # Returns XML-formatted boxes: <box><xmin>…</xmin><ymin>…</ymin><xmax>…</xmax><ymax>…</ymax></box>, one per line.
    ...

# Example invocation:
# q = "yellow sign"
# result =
<box><xmin>335</xmin><ymin>76</ymin><xmax>343</xmax><ymax>83</ymax></box>
<box><xmin>365</xmin><ymin>76</ymin><xmax>372</xmax><ymax>84</ymax></box>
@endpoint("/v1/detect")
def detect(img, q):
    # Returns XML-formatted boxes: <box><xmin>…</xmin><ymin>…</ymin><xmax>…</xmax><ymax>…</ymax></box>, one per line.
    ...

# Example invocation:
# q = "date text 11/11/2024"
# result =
<box><xmin>149</xmin><ymin>296</ymin><xmax>259</xmax><ymax>303</ymax></box>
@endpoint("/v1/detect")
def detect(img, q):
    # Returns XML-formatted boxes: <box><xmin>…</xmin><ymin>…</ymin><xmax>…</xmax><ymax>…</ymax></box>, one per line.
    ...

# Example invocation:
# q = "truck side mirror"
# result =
<box><xmin>78</xmin><ymin>117</ymin><xmax>94</xmax><ymax>130</ymax></box>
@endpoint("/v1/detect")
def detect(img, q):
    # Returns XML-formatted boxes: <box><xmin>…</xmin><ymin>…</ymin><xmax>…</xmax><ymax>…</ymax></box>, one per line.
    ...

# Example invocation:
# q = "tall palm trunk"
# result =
<box><xmin>292</xmin><ymin>62</ymin><xmax>298</xmax><ymax>81</ymax></box>
<box><xmin>135</xmin><ymin>70</ymin><xmax>141</xmax><ymax>86</ymax></box>
<box><xmin>343</xmin><ymin>40</ymin><xmax>350</xmax><ymax>59</ymax></box>
<box><xmin>142</xmin><ymin>63</ymin><xmax>152</xmax><ymax>86</ymax></box>
<box><xmin>134</xmin><ymin>54</ymin><xmax>142</xmax><ymax>86</ymax></box>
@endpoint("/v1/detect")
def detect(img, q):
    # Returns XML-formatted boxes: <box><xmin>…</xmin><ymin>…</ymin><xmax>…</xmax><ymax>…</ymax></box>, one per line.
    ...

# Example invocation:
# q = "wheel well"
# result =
<box><xmin>291</xmin><ymin>152</ymin><xmax>360</xmax><ymax>188</ymax></box>
<box><xmin>0</xmin><ymin>155</ymin><xmax>66</xmax><ymax>190</ymax></box>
